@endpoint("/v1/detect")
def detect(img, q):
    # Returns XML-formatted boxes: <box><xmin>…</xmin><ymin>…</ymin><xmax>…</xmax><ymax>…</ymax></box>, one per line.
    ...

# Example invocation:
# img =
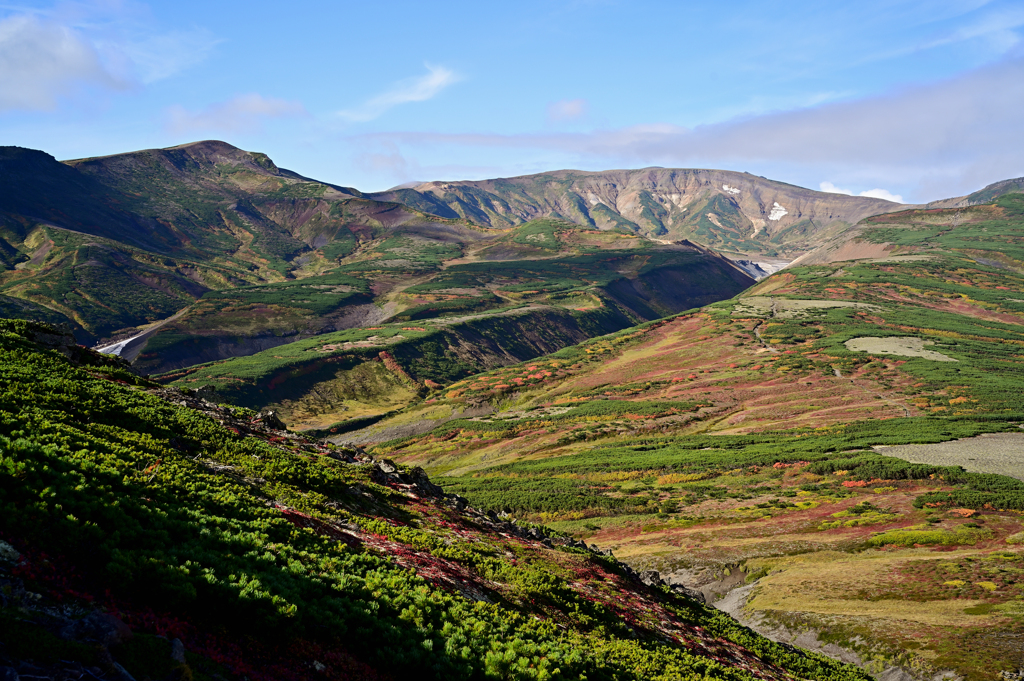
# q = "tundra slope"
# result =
<box><xmin>0</xmin><ymin>317</ymin><xmax>869</xmax><ymax>681</ymax></box>
<box><xmin>352</xmin><ymin>192</ymin><xmax>1024</xmax><ymax>681</ymax></box>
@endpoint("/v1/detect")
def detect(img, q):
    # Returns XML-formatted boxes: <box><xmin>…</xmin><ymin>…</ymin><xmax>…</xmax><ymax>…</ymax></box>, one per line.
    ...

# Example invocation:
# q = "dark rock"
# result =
<box><xmin>407</xmin><ymin>467</ymin><xmax>444</xmax><ymax>497</ymax></box>
<box><xmin>443</xmin><ymin>495</ymin><xmax>468</xmax><ymax>512</ymax></box>
<box><xmin>256</xmin><ymin>409</ymin><xmax>287</xmax><ymax>431</ymax></box>
<box><xmin>0</xmin><ymin>666</ymin><xmax>18</xmax><ymax>681</ymax></box>
<box><xmin>190</xmin><ymin>385</ymin><xmax>216</xmax><ymax>398</ymax></box>
<box><xmin>327</xmin><ymin>450</ymin><xmax>356</xmax><ymax>463</ymax></box>
<box><xmin>170</xmin><ymin>638</ymin><xmax>186</xmax><ymax>665</ymax></box>
<box><xmin>15</xmin><ymin>663</ymin><xmax>43</xmax><ymax>676</ymax></box>
<box><xmin>670</xmin><ymin>584</ymin><xmax>706</xmax><ymax>604</ymax></box>
<box><xmin>110</xmin><ymin>661</ymin><xmax>136</xmax><ymax>681</ymax></box>
<box><xmin>376</xmin><ymin>459</ymin><xmax>399</xmax><ymax>475</ymax></box>
<box><xmin>0</xmin><ymin>540</ymin><xmax>20</xmax><ymax>563</ymax></box>
<box><xmin>639</xmin><ymin>570</ymin><xmax>663</xmax><ymax>587</ymax></box>
<box><xmin>60</xmin><ymin>612</ymin><xmax>132</xmax><ymax>647</ymax></box>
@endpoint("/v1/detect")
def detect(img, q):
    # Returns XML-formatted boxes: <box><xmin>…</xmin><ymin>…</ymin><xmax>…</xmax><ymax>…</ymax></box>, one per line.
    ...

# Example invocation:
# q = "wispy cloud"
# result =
<box><xmin>338</xmin><ymin>64</ymin><xmax>459</xmax><ymax>122</ymax></box>
<box><xmin>0</xmin><ymin>2</ymin><xmax>219</xmax><ymax>112</ymax></box>
<box><xmin>356</xmin><ymin>55</ymin><xmax>1024</xmax><ymax>200</ymax></box>
<box><xmin>166</xmin><ymin>94</ymin><xmax>307</xmax><ymax>134</ymax></box>
<box><xmin>547</xmin><ymin>98</ymin><xmax>588</xmax><ymax>123</ymax></box>
<box><xmin>820</xmin><ymin>182</ymin><xmax>904</xmax><ymax>203</ymax></box>
<box><xmin>0</xmin><ymin>13</ymin><xmax>129</xmax><ymax>111</ymax></box>
<box><xmin>856</xmin><ymin>3</ymin><xmax>1024</xmax><ymax>66</ymax></box>
<box><xmin>915</xmin><ymin>5</ymin><xmax>1024</xmax><ymax>52</ymax></box>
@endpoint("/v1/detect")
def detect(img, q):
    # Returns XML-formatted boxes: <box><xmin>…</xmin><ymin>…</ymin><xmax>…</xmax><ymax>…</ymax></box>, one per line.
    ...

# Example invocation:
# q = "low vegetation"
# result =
<box><xmin>0</xmin><ymin>318</ymin><xmax>870</xmax><ymax>680</ymax></box>
<box><xmin>353</xmin><ymin>196</ymin><xmax>1024</xmax><ymax>680</ymax></box>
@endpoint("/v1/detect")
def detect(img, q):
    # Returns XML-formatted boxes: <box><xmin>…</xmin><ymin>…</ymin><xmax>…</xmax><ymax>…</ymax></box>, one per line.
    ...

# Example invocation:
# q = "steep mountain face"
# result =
<box><xmin>369</xmin><ymin>168</ymin><xmax>902</xmax><ymax>257</ymax></box>
<box><xmin>0</xmin><ymin>142</ymin><xmax>492</xmax><ymax>342</ymax></box>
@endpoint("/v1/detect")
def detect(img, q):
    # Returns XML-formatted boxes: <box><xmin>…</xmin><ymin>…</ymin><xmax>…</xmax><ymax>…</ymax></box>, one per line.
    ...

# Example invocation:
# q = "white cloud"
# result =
<box><xmin>0</xmin><ymin>4</ymin><xmax>220</xmax><ymax>112</ymax></box>
<box><xmin>819</xmin><ymin>181</ymin><xmax>854</xmax><ymax>195</ymax></box>
<box><xmin>820</xmin><ymin>182</ymin><xmax>903</xmax><ymax>203</ymax></box>
<box><xmin>0</xmin><ymin>13</ymin><xmax>128</xmax><ymax>111</ymax></box>
<box><xmin>338</xmin><ymin>64</ymin><xmax>459</xmax><ymax>122</ymax></box>
<box><xmin>858</xmin><ymin>188</ymin><xmax>904</xmax><ymax>203</ymax></box>
<box><xmin>547</xmin><ymin>98</ymin><xmax>588</xmax><ymax>122</ymax></box>
<box><xmin>166</xmin><ymin>94</ymin><xmax>307</xmax><ymax>134</ymax></box>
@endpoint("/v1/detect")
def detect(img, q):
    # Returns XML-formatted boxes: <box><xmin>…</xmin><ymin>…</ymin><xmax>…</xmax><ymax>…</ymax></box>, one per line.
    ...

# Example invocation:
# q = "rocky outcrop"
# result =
<box><xmin>370</xmin><ymin>168</ymin><xmax>904</xmax><ymax>256</ymax></box>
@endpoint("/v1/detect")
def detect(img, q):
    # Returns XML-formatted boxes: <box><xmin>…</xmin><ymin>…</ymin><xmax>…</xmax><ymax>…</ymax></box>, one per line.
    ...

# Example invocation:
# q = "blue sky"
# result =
<box><xmin>2</xmin><ymin>0</ymin><xmax>1023</xmax><ymax>202</ymax></box>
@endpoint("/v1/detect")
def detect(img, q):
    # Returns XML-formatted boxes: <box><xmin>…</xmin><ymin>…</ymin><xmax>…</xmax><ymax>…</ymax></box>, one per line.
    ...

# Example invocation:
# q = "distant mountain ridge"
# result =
<box><xmin>0</xmin><ymin>141</ymin><xmax>481</xmax><ymax>342</ymax></box>
<box><xmin>368</xmin><ymin>167</ymin><xmax>904</xmax><ymax>257</ymax></box>
<box><xmin>0</xmin><ymin>141</ymin><xmax>754</xmax><ymax>383</ymax></box>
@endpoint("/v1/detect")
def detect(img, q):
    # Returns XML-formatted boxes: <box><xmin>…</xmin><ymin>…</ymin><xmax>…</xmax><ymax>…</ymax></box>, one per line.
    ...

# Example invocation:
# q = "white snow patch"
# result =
<box><xmin>97</xmin><ymin>333</ymin><xmax>146</xmax><ymax>357</ymax></box>
<box><xmin>722</xmin><ymin>184</ymin><xmax>741</xmax><ymax>195</ymax></box>
<box><xmin>768</xmin><ymin>202</ymin><xmax>788</xmax><ymax>221</ymax></box>
<box><xmin>728</xmin><ymin>259</ymin><xmax>790</xmax><ymax>281</ymax></box>
<box><xmin>587</xmin><ymin>193</ymin><xmax>602</xmax><ymax>205</ymax></box>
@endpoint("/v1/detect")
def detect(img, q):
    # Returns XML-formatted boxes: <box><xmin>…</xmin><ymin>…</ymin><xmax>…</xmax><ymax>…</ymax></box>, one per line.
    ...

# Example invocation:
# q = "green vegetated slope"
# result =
<box><xmin>136</xmin><ymin>220</ymin><xmax>750</xmax><ymax>375</ymax></box>
<box><xmin>0</xmin><ymin>318</ymin><xmax>870</xmax><ymax>681</ymax></box>
<box><xmin>1</xmin><ymin>144</ymin><xmax>760</xmax><ymax>378</ymax></box>
<box><xmin>368</xmin><ymin>168</ymin><xmax>905</xmax><ymax>256</ymax></box>
<box><xmin>353</xmin><ymin>195</ymin><xmax>1024</xmax><ymax>680</ymax></box>
<box><xmin>158</xmin><ymin>239</ymin><xmax>753</xmax><ymax>431</ymax></box>
<box><xmin>0</xmin><ymin>142</ymin><xmax>488</xmax><ymax>345</ymax></box>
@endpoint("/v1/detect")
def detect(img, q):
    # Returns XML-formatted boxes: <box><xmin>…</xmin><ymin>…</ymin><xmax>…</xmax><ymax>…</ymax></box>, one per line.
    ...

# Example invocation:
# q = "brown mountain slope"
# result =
<box><xmin>369</xmin><ymin>168</ymin><xmax>903</xmax><ymax>257</ymax></box>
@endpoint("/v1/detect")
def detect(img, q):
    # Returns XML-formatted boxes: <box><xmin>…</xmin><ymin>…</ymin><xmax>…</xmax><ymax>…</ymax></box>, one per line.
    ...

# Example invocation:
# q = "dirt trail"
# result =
<box><xmin>750</xmin><ymin>297</ymin><xmax>780</xmax><ymax>354</ymax></box>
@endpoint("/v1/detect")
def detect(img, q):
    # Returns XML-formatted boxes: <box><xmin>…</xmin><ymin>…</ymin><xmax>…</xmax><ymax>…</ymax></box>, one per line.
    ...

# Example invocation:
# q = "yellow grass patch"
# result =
<box><xmin>744</xmin><ymin>549</ymin><xmax>1005</xmax><ymax>627</ymax></box>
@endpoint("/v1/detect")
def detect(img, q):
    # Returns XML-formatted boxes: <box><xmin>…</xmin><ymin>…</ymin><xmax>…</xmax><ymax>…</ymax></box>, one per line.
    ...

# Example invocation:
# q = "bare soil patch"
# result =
<box><xmin>874</xmin><ymin>432</ymin><xmax>1024</xmax><ymax>480</ymax></box>
<box><xmin>845</xmin><ymin>336</ymin><xmax>957</xmax><ymax>362</ymax></box>
<box><xmin>734</xmin><ymin>296</ymin><xmax>880</xmax><ymax>319</ymax></box>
